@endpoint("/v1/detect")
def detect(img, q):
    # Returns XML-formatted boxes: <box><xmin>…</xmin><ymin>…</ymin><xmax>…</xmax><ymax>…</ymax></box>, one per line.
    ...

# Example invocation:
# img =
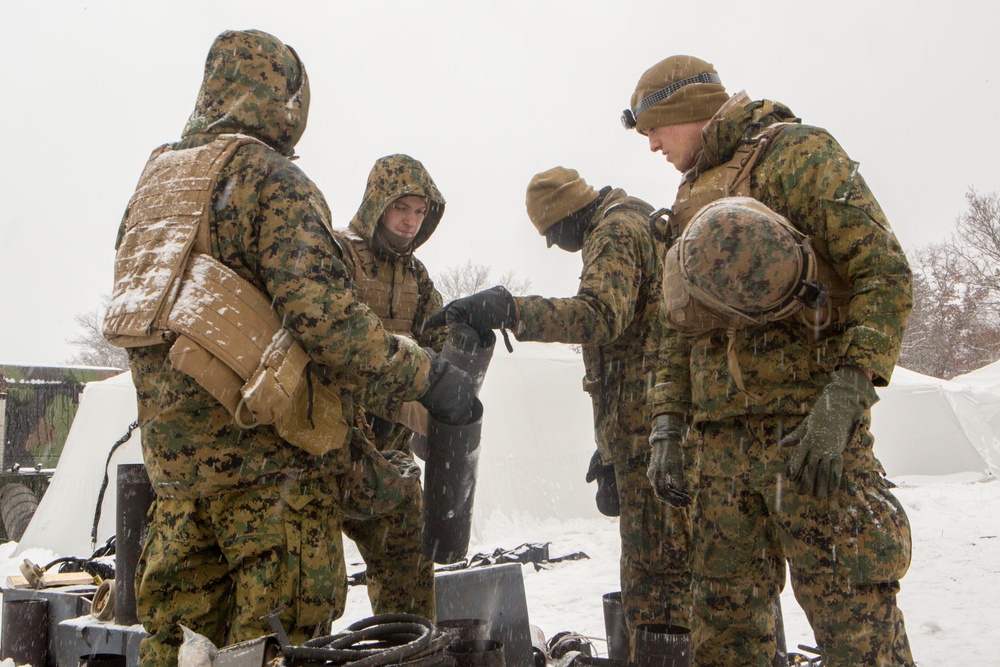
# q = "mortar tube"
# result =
<box><xmin>602</xmin><ymin>591</ymin><xmax>630</xmax><ymax>662</ymax></box>
<box><xmin>115</xmin><ymin>463</ymin><xmax>154</xmax><ymax>626</ymax></box>
<box><xmin>420</xmin><ymin>398</ymin><xmax>484</xmax><ymax>564</ymax></box>
<box><xmin>412</xmin><ymin>326</ymin><xmax>495</xmax><ymax>461</ymax></box>
<box><xmin>633</xmin><ymin>624</ymin><xmax>690</xmax><ymax>667</ymax></box>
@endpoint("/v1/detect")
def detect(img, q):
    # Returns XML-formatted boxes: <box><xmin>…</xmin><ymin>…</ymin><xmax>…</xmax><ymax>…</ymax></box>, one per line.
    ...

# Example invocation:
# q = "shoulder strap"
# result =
<box><xmin>729</xmin><ymin>122</ymin><xmax>795</xmax><ymax>196</ymax></box>
<box><xmin>192</xmin><ymin>134</ymin><xmax>269</xmax><ymax>256</ymax></box>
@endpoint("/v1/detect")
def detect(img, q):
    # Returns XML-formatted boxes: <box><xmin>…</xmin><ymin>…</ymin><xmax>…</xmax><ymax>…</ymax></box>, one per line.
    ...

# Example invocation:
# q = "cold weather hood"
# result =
<box><xmin>182</xmin><ymin>29</ymin><xmax>310</xmax><ymax>157</ymax></box>
<box><xmin>347</xmin><ymin>154</ymin><xmax>446</xmax><ymax>253</ymax></box>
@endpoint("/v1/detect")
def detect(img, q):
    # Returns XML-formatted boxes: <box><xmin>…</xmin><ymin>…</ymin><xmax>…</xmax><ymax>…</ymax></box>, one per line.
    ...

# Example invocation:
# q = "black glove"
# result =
<box><xmin>780</xmin><ymin>365</ymin><xmax>879</xmax><ymax>499</ymax></box>
<box><xmin>418</xmin><ymin>348</ymin><xmax>480</xmax><ymax>426</ymax></box>
<box><xmin>647</xmin><ymin>413</ymin><xmax>692</xmax><ymax>508</ymax></box>
<box><xmin>585</xmin><ymin>450</ymin><xmax>619</xmax><ymax>517</ymax></box>
<box><xmin>425</xmin><ymin>286</ymin><xmax>516</xmax><ymax>337</ymax></box>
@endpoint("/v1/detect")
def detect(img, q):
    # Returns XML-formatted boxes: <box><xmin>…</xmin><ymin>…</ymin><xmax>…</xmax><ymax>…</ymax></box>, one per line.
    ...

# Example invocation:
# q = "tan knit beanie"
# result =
<box><xmin>625</xmin><ymin>55</ymin><xmax>729</xmax><ymax>135</ymax></box>
<box><xmin>525</xmin><ymin>167</ymin><xmax>599</xmax><ymax>235</ymax></box>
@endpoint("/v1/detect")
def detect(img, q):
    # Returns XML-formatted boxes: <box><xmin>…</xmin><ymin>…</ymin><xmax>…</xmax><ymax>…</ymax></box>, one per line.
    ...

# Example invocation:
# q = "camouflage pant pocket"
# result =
<box><xmin>281</xmin><ymin>493</ymin><xmax>347</xmax><ymax>632</ymax></box>
<box><xmin>828</xmin><ymin>473</ymin><xmax>912</xmax><ymax>584</ymax></box>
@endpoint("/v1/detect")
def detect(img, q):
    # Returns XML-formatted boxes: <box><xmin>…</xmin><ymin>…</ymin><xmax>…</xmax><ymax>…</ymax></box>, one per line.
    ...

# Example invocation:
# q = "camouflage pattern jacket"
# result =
<box><xmin>514</xmin><ymin>189</ymin><xmax>667</xmax><ymax>463</ymax></box>
<box><xmin>335</xmin><ymin>154</ymin><xmax>447</xmax><ymax>420</ymax></box>
<box><xmin>657</xmin><ymin>93</ymin><xmax>913</xmax><ymax>423</ymax></box>
<box><xmin>118</xmin><ymin>30</ymin><xmax>430</xmax><ymax>499</ymax></box>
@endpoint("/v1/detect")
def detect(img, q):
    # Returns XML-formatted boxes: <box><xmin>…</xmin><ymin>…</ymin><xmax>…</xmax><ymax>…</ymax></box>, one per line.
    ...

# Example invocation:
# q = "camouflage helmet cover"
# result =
<box><xmin>675</xmin><ymin>197</ymin><xmax>816</xmax><ymax>323</ymax></box>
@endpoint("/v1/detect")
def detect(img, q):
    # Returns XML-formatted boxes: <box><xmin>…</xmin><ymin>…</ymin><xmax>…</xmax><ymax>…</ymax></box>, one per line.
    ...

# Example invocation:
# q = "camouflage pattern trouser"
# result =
<box><xmin>135</xmin><ymin>481</ymin><xmax>347</xmax><ymax>667</ymax></box>
<box><xmin>615</xmin><ymin>453</ymin><xmax>693</xmax><ymax>653</ymax></box>
<box><xmin>690</xmin><ymin>416</ymin><xmax>915</xmax><ymax>667</ymax></box>
<box><xmin>341</xmin><ymin>476</ymin><xmax>436</xmax><ymax>618</ymax></box>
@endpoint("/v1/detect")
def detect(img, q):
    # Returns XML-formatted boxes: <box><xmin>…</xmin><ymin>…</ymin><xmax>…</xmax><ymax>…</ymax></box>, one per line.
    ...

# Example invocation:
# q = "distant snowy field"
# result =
<box><xmin>2</xmin><ymin>473</ymin><xmax>997</xmax><ymax>667</ymax></box>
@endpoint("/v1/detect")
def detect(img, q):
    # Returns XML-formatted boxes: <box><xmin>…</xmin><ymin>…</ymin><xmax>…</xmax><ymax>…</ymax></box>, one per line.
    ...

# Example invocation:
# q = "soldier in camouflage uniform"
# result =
<box><xmin>624</xmin><ymin>55</ymin><xmax>916</xmax><ymax>666</ymax></box>
<box><xmin>106</xmin><ymin>30</ymin><xmax>476</xmax><ymax>667</ymax></box>
<box><xmin>427</xmin><ymin>168</ymin><xmax>692</xmax><ymax>651</ymax></box>
<box><xmin>334</xmin><ymin>154</ymin><xmax>449</xmax><ymax>618</ymax></box>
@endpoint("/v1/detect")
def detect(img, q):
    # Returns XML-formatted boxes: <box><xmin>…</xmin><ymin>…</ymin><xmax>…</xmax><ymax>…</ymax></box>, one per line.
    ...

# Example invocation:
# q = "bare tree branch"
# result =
<box><xmin>899</xmin><ymin>241</ymin><xmax>1000</xmax><ymax>378</ymax></box>
<box><xmin>66</xmin><ymin>295</ymin><xmax>129</xmax><ymax>370</ymax></box>
<box><xmin>434</xmin><ymin>261</ymin><xmax>532</xmax><ymax>303</ymax></box>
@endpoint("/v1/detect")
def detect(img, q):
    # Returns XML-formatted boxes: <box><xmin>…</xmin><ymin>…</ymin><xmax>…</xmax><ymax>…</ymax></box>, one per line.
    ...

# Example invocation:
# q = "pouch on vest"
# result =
<box><xmin>338</xmin><ymin>429</ymin><xmax>421</xmax><ymax>520</ymax></box>
<box><xmin>238</xmin><ymin>329</ymin><xmax>350</xmax><ymax>456</ymax></box>
<box><xmin>165</xmin><ymin>253</ymin><xmax>349</xmax><ymax>456</ymax></box>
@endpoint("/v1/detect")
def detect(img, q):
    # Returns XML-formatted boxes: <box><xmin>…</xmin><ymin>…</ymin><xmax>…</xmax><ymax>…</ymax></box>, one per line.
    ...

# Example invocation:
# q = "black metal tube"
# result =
<box><xmin>446</xmin><ymin>640</ymin><xmax>505</xmax><ymax>667</ymax></box>
<box><xmin>633</xmin><ymin>624</ymin><xmax>690</xmax><ymax>667</ymax></box>
<box><xmin>772</xmin><ymin>594</ymin><xmax>788</xmax><ymax>667</ymax></box>
<box><xmin>79</xmin><ymin>654</ymin><xmax>127</xmax><ymax>667</ymax></box>
<box><xmin>602</xmin><ymin>591</ymin><xmax>630</xmax><ymax>662</ymax></box>
<box><xmin>1</xmin><ymin>598</ymin><xmax>49</xmax><ymax>667</ymax></box>
<box><xmin>412</xmin><ymin>327</ymin><xmax>494</xmax><ymax>461</ymax></box>
<box><xmin>420</xmin><ymin>401</ymin><xmax>483</xmax><ymax>564</ymax></box>
<box><xmin>115</xmin><ymin>463</ymin><xmax>154</xmax><ymax>626</ymax></box>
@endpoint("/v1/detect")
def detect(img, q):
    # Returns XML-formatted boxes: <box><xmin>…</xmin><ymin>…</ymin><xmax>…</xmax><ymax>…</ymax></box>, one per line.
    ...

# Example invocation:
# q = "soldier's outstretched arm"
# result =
<box><xmin>515</xmin><ymin>219</ymin><xmax>647</xmax><ymax>345</ymax></box>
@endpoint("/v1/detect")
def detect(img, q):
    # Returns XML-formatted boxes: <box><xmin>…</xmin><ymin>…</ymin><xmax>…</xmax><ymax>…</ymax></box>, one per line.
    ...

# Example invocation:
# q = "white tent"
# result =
<box><xmin>18</xmin><ymin>351</ymin><xmax>1000</xmax><ymax>558</ymax></box>
<box><xmin>872</xmin><ymin>366</ymin><xmax>999</xmax><ymax>478</ymax></box>
<box><xmin>951</xmin><ymin>360</ymin><xmax>1000</xmax><ymax>439</ymax></box>
<box><xmin>14</xmin><ymin>371</ymin><xmax>143</xmax><ymax>557</ymax></box>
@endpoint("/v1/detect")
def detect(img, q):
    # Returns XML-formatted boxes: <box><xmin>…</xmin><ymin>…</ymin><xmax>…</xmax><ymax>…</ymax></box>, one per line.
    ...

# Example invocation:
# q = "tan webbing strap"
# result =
<box><xmin>724</xmin><ymin>328</ymin><xmax>761</xmax><ymax>402</ymax></box>
<box><xmin>729</xmin><ymin>123</ymin><xmax>794</xmax><ymax>197</ymax></box>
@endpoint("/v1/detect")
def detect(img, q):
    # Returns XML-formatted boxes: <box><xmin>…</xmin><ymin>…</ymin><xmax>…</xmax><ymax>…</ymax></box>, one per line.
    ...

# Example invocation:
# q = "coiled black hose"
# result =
<box><xmin>282</xmin><ymin>613</ymin><xmax>451</xmax><ymax>667</ymax></box>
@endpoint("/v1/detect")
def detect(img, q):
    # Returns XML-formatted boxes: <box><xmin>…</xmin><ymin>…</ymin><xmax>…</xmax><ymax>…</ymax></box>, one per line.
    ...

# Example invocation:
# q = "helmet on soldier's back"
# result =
<box><xmin>674</xmin><ymin>197</ymin><xmax>816</xmax><ymax>324</ymax></box>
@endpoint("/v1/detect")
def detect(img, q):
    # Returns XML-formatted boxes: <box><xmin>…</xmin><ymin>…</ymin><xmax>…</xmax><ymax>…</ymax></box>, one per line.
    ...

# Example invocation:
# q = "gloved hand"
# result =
<box><xmin>779</xmin><ymin>365</ymin><xmax>879</xmax><ymax>499</ymax></box>
<box><xmin>585</xmin><ymin>450</ymin><xmax>619</xmax><ymax>517</ymax></box>
<box><xmin>424</xmin><ymin>286</ymin><xmax>516</xmax><ymax>335</ymax></box>
<box><xmin>647</xmin><ymin>413</ymin><xmax>692</xmax><ymax>507</ymax></box>
<box><xmin>418</xmin><ymin>348</ymin><xmax>480</xmax><ymax>426</ymax></box>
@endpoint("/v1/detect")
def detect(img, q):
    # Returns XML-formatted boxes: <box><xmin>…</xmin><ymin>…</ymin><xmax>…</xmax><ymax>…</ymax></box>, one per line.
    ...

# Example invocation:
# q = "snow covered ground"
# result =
<box><xmin>334</xmin><ymin>472</ymin><xmax>998</xmax><ymax>667</ymax></box>
<box><xmin>2</xmin><ymin>473</ymin><xmax>997</xmax><ymax>666</ymax></box>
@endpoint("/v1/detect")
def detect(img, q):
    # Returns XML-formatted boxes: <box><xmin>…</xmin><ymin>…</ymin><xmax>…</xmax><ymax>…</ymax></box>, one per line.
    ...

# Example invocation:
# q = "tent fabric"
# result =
<box><xmin>872</xmin><ymin>367</ymin><xmax>999</xmax><ymax>478</ymax></box>
<box><xmin>952</xmin><ymin>360</ymin><xmax>1000</xmax><ymax>440</ymax></box>
<box><xmin>15</xmin><ymin>350</ymin><xmax>1000</xmax><ymax>558</ymax></box>
<box><xmin>14</xmin><ymin>371</ymin><xmax>143</xmax><ymax>557</ymax></box>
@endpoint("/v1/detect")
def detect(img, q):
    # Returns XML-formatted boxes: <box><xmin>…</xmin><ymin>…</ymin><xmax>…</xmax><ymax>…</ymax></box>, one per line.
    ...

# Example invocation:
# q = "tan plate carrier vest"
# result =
<box><xmin>657</xmin><ymin>123</ymin><xmax>851</xmax><ymax>399</ymax></box>
<box><xmin>341</xmin><ymin>235</ymin><xmax>422</xmax><ymax>336</ymax></box>
<box><xmin>103</xmin><ymin>134</ymin><xmax>348</xmax><ymax>455</ymax></box>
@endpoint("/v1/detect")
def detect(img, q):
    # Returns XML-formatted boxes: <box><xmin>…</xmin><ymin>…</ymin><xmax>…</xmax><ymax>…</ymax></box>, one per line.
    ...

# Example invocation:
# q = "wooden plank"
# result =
<box><xmin>5</xmin><ymin>571</ymin><xmax>95</xmax><ymax>589</ymax></box>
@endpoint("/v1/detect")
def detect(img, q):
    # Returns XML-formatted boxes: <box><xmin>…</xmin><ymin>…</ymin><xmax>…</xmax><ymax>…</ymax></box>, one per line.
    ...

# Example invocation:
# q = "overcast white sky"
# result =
<box><xmin>2</xmin><ymin>0</ymin><xmax>998</xmax><ymax>366</ymax></box>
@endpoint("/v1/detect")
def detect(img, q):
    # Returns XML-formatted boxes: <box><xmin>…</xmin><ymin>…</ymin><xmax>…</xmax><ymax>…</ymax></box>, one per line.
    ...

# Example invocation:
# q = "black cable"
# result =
<box><xmin>90</xmin><ymin>420</ymin><xmax>140</xmax><ymax>547</ymax></box>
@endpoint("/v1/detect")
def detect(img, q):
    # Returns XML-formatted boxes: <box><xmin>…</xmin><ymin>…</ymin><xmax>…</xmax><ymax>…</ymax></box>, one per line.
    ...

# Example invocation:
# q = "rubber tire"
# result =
<box><xmin>0</xmin><ymin>483</ymin><xmax>39</xmax><ymax>542</ymax></box>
